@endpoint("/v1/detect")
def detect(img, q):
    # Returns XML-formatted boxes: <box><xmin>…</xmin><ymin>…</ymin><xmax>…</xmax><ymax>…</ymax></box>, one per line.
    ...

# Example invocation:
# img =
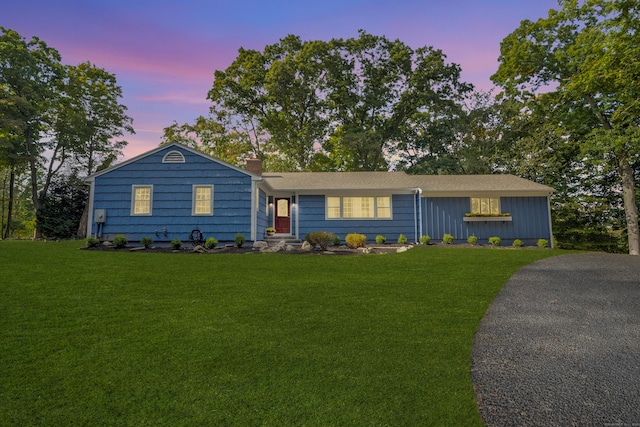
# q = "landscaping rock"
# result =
<box><xmin>301</xmin><ymin>241</ymin><xmax>312</xmax><ymax>251</ymax></box>
<box><xmin>192</xmin><ymin>245</ymin><xmax>206</xmax><ymax>253</ymax></box>
<box><xmin>396</xmin><ymin>246</ymin><xmax>408</xmax><ymax>253</ymax></box>
<box><xmin>102</xmin><ymin>241</ymin><xmax>112</xmax><ymax>247</ymax></box>
<box><xmin>252</xmin><ymin>241</ymin><xmax>268</xmax><ymax>249</ymax></box>
<box><xmin>360</xmin><ymin>247</ymin><xmax>371</xmax><ymax>254</ymax></box>
<box><xmin>130</xmin><ymin>247</ymin><xmax>146</xmax><ymax>252</ymax></box>
<box><xmin>285</xmin><ymin>245</ymin><xmax>295</xmax><ymax>252</ymax></box>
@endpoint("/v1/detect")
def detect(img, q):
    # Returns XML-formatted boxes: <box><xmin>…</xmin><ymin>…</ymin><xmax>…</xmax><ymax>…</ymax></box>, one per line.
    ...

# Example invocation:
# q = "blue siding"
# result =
<box><xmin>92</xmin><ymin>146</ymin><xmax>254</xmax><ymax>243</ymax></box>
<box><xmin>297</xmin><ymin>194</ymin><xmax>417</xmax><ymax>243</ymax></box>
<box><xmin>422</xmin><ymin>196</ymin><xmax>551</xmax><ymax>245</ymax></box>
<box><xmin>256</xmin><ymin>189</ymin><xmax>268</xmax><ymax>238</ymax></box>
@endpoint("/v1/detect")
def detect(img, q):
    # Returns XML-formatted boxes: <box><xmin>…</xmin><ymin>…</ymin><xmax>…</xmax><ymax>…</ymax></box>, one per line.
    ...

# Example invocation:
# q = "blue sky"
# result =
<box><xmin>4</xmin><ymin>0</ymin><xmax>560</xmax><ymax>158</ymax></box>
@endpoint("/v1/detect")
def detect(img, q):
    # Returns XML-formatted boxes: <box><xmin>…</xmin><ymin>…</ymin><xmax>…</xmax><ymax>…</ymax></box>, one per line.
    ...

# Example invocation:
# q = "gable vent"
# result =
<box><xmin>163</xmin><ymin>150</ymin><xmax>185</xmax><ymax>163</ymax></box>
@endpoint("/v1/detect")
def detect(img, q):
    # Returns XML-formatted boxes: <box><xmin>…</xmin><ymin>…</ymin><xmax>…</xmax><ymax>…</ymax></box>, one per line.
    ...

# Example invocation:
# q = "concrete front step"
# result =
<box><xmin>263</xmin><ymin>235</ymin><xmax>302</xmax><ymax>246</ymax></box>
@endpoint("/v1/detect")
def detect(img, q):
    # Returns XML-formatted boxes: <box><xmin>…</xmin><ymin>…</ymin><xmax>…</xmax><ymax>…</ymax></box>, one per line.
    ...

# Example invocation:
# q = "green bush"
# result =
<box><xmin>488</xmin><ymin>236</ymin><xmax>501</xmax><ymax>246</ymax></box>
<box><xmin>170</xmin><ymin>238</ymin><xmax>182</xmax><ymax>250</ymax></box>
<box><xmin>333</xmin><ymin>235</ymin><xmax>341</xmax><ymax>246</ymax></box>
<box><xmin>86</xmin><ymin>237</ymin><xmax>100</xmax><ymax>248</ymax></box>
<box><xmin>305</xmin><ymin>231</ymin><xmax>336</xmax><ymax>250</ymax></box>
<box><xmin>537</xmin><ymin>238</ymin><xmax>549</xmax><ymax>248</ymax></box>
<box><xmin>419</xmin><ymin>235</ymin><xmax>431</xmax><ymax>245</ymax></box>
<box><xmin>443</xmin><ymin>233</ymin><xmax>454</xmax><ymax>244</ymax></box>
<box><xmin>397</xmin><ymin>234</ymin><xmax>407</xmax><ymax>244</ymax></box>
<box><xmin>512</xmin><ymin>239</ymin><xmax>524</xmax><ymax>247</ymax></box>
<box><xmin>204</xmin><ymin>237</ymin><xmax>218</xmax><ymax>249</ymax></box>
<box><xmin>113</xmin><ymin>234</ymin><xmax>127</xmax><ymax>248</ymax></box>
<box><xmin>345</xmin><ymin>233</ymin><xmax>367</xmax><ymax>249</ymax></box>
<box><xmin>467</xmin><ymin>235</ymin><xmax>478</xmax><ymax>245</ymax></box>
<box><xmin>140</xmin><ymin>237</ymin><xmax>153</xmax><ymax>249</ymax></box>
<box><xmin>376</xmin><ymin>235</ymin><xmax>386</xmax><ymax>244</ymax></box>
<box><xmin>235</xmin><ymin>233</ymin><xmax>246</xmax><ymax>248</ymax></box>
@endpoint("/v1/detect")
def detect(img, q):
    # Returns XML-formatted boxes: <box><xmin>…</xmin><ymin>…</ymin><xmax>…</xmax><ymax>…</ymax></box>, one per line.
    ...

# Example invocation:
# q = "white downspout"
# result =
<box><xmin>547</xmin><ymin>193</ymin><xmax>554</xmax><ymax>248</ymax></box>
<box><xmin>250</xmin><ymin>180</ymin><xmax>256</xmax><ymax>241</ymax></box>
<box><xmin>417</xmin><ymin>188</ymin><xmax>423</xmax><ymax>242</ymax></box>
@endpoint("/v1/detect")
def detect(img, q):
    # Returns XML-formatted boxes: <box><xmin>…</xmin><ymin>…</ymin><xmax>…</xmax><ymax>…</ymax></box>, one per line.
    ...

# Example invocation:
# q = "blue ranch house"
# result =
<box><xmin>85</xmin><ymin>143</ymin><xmax>554</xmax><ymax>246</ymax></box>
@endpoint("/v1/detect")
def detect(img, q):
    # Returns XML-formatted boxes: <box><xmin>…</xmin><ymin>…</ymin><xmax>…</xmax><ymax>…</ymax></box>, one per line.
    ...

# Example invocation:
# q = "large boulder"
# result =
<box><xmin>301</xmin><ymin>241</ymin><xmax>313</xmax><ymax>251</ymax></box>
<box><xmin>252</xmin><ymin>241</ymin><xmax>268</xmax><ymax>249</ymax></box>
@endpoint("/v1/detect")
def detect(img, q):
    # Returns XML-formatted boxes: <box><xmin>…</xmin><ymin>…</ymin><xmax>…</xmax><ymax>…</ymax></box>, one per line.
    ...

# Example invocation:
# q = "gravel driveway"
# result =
<box><xmin>472</xmin><ymin>253</ymin><xmax>640</xmax><ymax>426</ymax></box>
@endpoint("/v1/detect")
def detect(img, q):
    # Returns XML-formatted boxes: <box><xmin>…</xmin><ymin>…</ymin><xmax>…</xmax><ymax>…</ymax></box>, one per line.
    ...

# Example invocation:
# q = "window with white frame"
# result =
<box><xmin>132</xmin><ymin>185</ymin><xmax>152</xmax><ymax>215</ymax></box>
<box><xmin>470</xmin><ymin>197</ymin><xmax>500</xmax><ymax>215</ymax></box>
<box><xmin>326</xmin><ymin>196</ymin><xmax>392</xmax><ymax>219</ymax></box>
<box><xmin>193</xmin><ymin>185</ymin><xmax>213</xmax><ymax>215</ymax></box>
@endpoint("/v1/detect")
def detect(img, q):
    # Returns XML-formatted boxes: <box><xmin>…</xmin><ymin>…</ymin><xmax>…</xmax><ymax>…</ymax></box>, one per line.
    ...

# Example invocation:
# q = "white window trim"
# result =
<box><xmin>131</xmin><ymin>185</ymin><xmax>153</xmax><ymax>216</ymax></box>
<box><xmin>325</xmin><ymin>195</ymin><xmax>393</xmax><ymax>220</ymax></box>
<box><xmin>192</xmin><ymin>185</ymin><xmax>214</xmax><ymax>216</ymax></box>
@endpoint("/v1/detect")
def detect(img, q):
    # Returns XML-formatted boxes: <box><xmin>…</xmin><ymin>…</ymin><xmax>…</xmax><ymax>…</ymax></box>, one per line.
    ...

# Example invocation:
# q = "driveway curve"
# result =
<box><xmin>472</xmin><ymin>253</ymin><xmax>640</xmax><ymax>426</ymax></box>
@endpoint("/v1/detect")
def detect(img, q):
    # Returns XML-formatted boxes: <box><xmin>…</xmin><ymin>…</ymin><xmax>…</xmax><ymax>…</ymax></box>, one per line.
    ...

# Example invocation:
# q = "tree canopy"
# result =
<box><xmin>492</xmin><ymin>0</ymin><xmax>640</xmax><ymax>255</ymax></box>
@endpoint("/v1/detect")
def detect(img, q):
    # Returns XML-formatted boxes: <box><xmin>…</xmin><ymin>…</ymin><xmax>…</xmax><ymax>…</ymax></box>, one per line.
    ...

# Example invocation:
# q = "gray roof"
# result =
<box><xmin>262</xmin><ymin>172</ymin><xmax>553</xmax><ymax>195</ymax></box>
<box><xmin>262</xmin><ymin>172</ymin><xmax>418</xmax><ymax>191</ymax></box>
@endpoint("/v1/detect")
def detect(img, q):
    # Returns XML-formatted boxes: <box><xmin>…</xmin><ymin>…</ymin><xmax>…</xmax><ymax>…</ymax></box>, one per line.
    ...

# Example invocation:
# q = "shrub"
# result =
<box><xmin>204</xmin><ymin>237</ymin><xmax>218</xmax><ymax>249</ymax></box>
<box><xmin>345</xmin><ymin>233</ymin><xmax>367</xmax><ymax>249</ymax></box>
<box><xmin>333</xmin><ymin>235</ymin><xmax>341</xmax><ymax>246</ymax></box>
<box><xmin>512</xmin><ymin>239</ymin><xmax>524</xmax><ymax>247</ymax></box>
<box><xmin>140</xmin><ymin>237</ymin><xmax>153</xmax><ymax>249</ymax></box>
<box><xmin>170</xmin><ymin>238</ymin><xmax>182</xmax><ymax>250</ymax></box>
<box><xmin>305</xmin><ymin>231</ymin><xmax>336</xmax><ymax>250</ymax></box>
<box><xmin>467</xmin><ymin>235</ymin><xmax>478</xmax><ymax>245</ymax></box>
<box><xmin>443</xmin><ymin>233</ymin><xmax>454</xmax><ymax>244</ymax></box>
<box><xmin>376</xmin><ymin>235</ymin><xmax>386</xmax><ymax>244</ymax></box>
<box><xmin>235</xmin><ymin>233</ymin><xmax>246</xmax><ymax>248</ymax></box>
<box><xmin>488</xmin><ymin>236</ymin><xmax>501</xmax><ymax>246</ymax></box>
<box><xmin>113</xmin><ymin>234</ymin><xmax>127</xmax><ymax>248</ymax></box>
<box><xmin>537</xmin><ymin>238</ymin><xmax>549</xmax><ymax>248</ymax></box>
<box><xmin>397</xmin><ymin>234</ymin><xmax>407</xmax><ymax>244</ymax></box>
<box><xmin>86</xmin><ymin>237</ymin><xmax>100</xmax><ymax>248</ymax></box>
<box><xmin>419</xmin><ymin>235</ymin><xmax>431</xmax><ymax>245</ymax></box>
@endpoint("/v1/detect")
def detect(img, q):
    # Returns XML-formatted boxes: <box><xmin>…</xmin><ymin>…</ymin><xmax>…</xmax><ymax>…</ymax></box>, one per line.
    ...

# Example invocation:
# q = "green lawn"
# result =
<box><xmin>0</xmin><ymin>240</ymin><xmax>566</xmax><ymax>426</ymax></box>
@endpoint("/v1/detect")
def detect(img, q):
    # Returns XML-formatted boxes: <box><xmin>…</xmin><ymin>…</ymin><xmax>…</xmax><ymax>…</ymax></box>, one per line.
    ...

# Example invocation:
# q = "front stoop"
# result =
<box><xmin>263</xmin><ymin>235</ymin><xmax>302</xmax><ymax>247</ymax></box>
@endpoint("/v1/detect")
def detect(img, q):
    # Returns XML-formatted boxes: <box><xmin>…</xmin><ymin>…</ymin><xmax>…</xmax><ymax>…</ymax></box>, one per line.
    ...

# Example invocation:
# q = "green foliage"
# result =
<box><xmin>234</xmin><ymin>233</ymin><xmax>245</xmax><ymax>248</ymax></box>
<box><xmin>207</xmin><ymin>31</ymin><xmax>471</xmax><ymax>172</ymax></box>
<box><xmin>304</xmin><ymin>231</ymin><xmax>336</xmax><ymax>250</ymax></box>
<box><xmin>0</xmin><ymin>240</ymin><xmax>566</xmax><ymax>426</ymax></box>
<box><xmin>375</xmin><ymin>235</ymin><xmax>386</xmax><ymax>244</ymax></box>
<box><xmin>204</xmin><ymin>237</ymin><xmax>218</xmax><ymax>249</ymax></box>
<box><xmin>443</xmin><ymin>234</ymin><xmax>454</xmax><ymax>244</ymax></box>
<box><xmin>345</xmin><ymin>233</ymin><xmax>367</xmax><ymax>249</ymax></box>
<box><xmin>537</xmin><ymin>239</ymin><xmax>549</xmax><ymax>248</ymax></box>
<box><xmin>419</xmin><ymin>235</ymin><xmax>431</xmax><ymax>245</ymax></box>
<box><xmin>397</xmin><ymin>234</ymin><xmax>407</xmax><ymax>244</ymax></box>
<box><xmin>467</xmin><ymin>235</ymin><xmax>478</xmax><ymax>245</ymax></box>
<box><xmin>492</xmin><ymin>0</ymin><xmax>640</xmax><ymax>254</ymax></box>
<box><xmin>36</xmin><ymin>171</ymin><xmax>88</xmax><ymax>241</ymax></box>
<box><xmin>140</xmin><ymin>237</ymin><xmax>153</xmax><ymax>249</ymax></box>
<box><xmin>488</xmin><ymin>236</ymin><xmax>501</xmax><ymax>246</ymax></box>
<box><xmin>333</xmin><ymin>235</ymin><xmax>341</xmax><ymax>246</ymax></box>
<box><xmin>85</xmin><ymin>237</ymin><xmax>100</xmax><ymax>248</ymax></box>
<box><xmin>113</xmin><ymin>235</ymin><xmax>127</xmax><ymax>248</ymax></box>
<box><xmin>512</xmin><ymin>239</ymin><xmax>524</xmax><ymax>247</ymax></box>
<box><xmin>170</xmin><ymin>238</ymin><xmax>182</xmax><ymax>250</ymax></box>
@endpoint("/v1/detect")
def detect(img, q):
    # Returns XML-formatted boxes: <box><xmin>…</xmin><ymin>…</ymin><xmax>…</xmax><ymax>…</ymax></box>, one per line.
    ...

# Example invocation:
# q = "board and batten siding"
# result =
<box><xmin>421</xmin><ymin>196</ymin><xmax>551</xmax><ymax>245</ymax></box>
<box><xmin>91</xmin><ymin>147</ymin><xmax>254</xmax><ymax>243</ymax></box>
<box><xmin>296</xmin><ymin>194</ymin><xmax>416</xmax><ymax>243</ymax></box>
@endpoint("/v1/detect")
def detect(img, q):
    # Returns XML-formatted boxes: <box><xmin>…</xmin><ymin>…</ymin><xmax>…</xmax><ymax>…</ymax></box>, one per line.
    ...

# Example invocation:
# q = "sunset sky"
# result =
<box><xmin>4</xmin><ymin>0</ymin><xmax>559</xmax><ymax>159</ymax></box>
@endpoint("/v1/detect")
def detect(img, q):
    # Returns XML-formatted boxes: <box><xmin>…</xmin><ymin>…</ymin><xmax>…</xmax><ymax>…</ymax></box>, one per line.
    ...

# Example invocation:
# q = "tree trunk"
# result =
<box><xmin>77</xmin><ymin>201</ymin><xmax>88</xmax><ymax>239</ymax></box>
<box><xmin>3</xmin><ymin>168</ymin><xmax>15</xmax><ymax>239</ymax></box>
<box><xmin>619</xmin><ymin>158</ymin><xmax>639</xmax><ymax>255</ymax></box>
<box><xmin>25</xmin><ymin>127</ymin><xmax>42</xmax><ymax>240</ymax></box>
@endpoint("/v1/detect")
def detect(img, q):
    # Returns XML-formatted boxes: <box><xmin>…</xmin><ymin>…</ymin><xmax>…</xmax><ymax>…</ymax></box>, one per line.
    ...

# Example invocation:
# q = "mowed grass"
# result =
<box><xmin>0</xmin><ymin>240</ymin><xmax>565</xmax><ymax>426</ymax></box>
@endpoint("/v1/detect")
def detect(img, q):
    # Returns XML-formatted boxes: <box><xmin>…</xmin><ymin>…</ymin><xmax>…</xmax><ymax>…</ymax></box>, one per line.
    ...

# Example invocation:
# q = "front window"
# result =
<box><xmin>193</xmin><ymin>185</ymin><xmax>213</xmax><ymax>215</ymax></box>
<box><xmin>326</xmin><ymin>196</ymin><xmax>391</xmax><ymax>220</ymax></box>
<box><xmin>470</xmin><ymin>197</ymin><xmax>500</xmax><ymax>215</ymax></box>
<box><xmin>132</xmin><ymin>185</ymin><xmax>152</xmax><ymax>215</ymax></box>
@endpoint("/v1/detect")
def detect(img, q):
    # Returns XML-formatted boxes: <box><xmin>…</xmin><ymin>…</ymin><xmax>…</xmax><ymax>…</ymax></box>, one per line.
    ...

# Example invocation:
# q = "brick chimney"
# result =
<box><xmin>245</xmin><ymin>158</ymin><xmax>262</xmax><ymax>176</ymax></box>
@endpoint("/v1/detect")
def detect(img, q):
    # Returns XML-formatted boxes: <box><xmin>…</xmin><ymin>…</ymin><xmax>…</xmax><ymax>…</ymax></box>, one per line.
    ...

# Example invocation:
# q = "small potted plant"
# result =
<box><xmin>266</xmin><ymin>227</ymin><xmax>276</xmax><ymax>236</ymax></box>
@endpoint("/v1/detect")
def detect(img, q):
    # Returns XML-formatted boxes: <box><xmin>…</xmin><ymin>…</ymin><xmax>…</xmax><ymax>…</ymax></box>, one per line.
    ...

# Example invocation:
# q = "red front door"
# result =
<box><xmin>275</xmin><ymin>198</ymin><xmax>290</xmax><ymax>234</ymax></box>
